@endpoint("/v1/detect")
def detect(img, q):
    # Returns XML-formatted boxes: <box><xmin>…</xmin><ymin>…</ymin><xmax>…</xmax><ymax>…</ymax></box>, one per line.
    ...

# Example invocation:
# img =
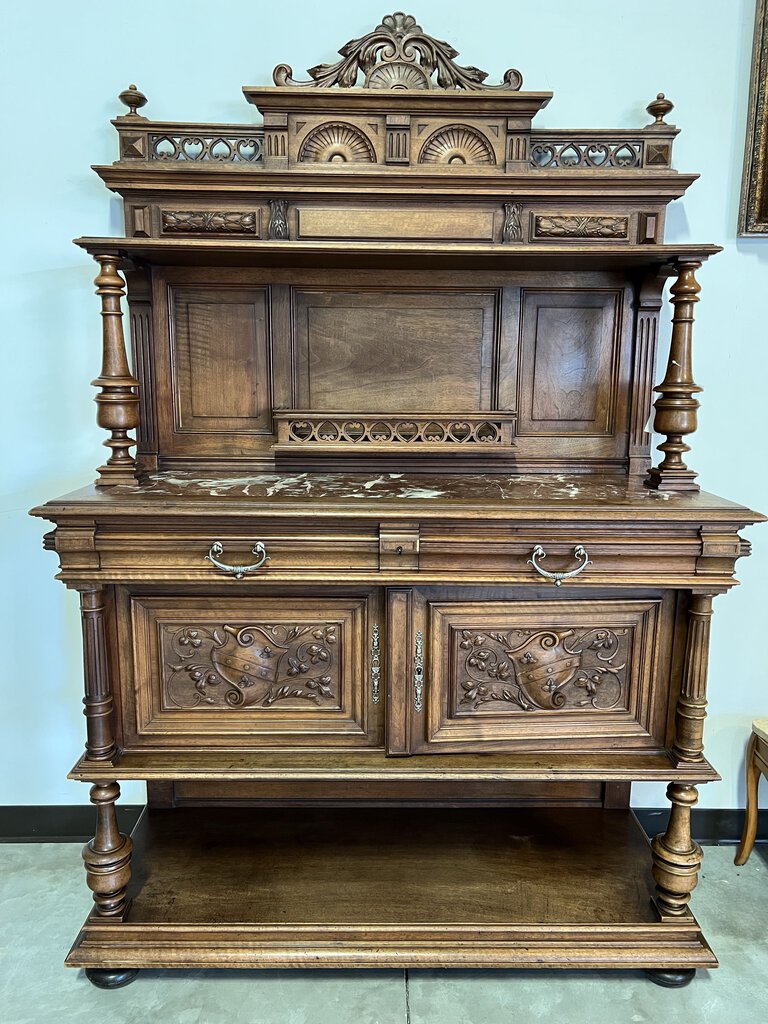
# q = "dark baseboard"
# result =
<box><xmin>0</xmin><ymin>804</ymin><xmax>766</xmax><ymax>844</ymax></box>
<box><xmin>0</xmin><ymin>805</ymin><xmax>145</xmax><ymax>842</ymax></box>
<box><xmin>634</xmin><ymin>807</ymin><xmax>767</xmax><ymax>846</ymax></box>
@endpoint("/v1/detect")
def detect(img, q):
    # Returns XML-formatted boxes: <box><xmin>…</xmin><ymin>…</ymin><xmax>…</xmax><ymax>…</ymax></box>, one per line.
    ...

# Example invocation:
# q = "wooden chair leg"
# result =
<box><xmin>735</xmin><ymin>733</ymin><xmax>759</xmax><ymax>866</ymax></box>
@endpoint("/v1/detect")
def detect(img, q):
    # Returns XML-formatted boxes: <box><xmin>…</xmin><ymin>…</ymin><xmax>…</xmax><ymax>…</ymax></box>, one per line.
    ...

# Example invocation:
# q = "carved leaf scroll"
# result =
<box><xmin>273</xmin><ymin>12</ymin><xmax>522</xmax><ymax>91</ymax></box>
<box><xmin>162</xmin><ymin>622</ymin><xmax>340</xmax><ymax>710</ymax></box>
<box><xmin>456</xmin><ymin>626</ymin><xmax>628</xmax><ymax>713</ymax></box>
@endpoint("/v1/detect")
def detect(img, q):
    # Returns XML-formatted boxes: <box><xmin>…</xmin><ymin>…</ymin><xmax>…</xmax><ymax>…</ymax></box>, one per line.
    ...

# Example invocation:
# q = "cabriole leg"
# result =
<box><xmin>82</xmin><ymin>781</ymin><xmax>133</xmax><ymax>917</ymax></box>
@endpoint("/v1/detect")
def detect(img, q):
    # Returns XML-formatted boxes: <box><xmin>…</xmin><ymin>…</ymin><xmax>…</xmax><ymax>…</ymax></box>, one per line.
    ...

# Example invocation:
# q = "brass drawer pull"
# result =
<box><xmin>528</xmin><ymin>544</ymin><xmax>591</xmax><ymax>586</ymax></box>
<box><xmin>205</xmin><ymin>540</ymin><xmax>270</xmax><ymax>579</ymax></box>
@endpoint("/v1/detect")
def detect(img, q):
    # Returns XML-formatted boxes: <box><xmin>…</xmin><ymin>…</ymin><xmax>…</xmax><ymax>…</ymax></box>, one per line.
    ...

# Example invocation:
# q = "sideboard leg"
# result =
<box><xmin>85</xmin><ymin>968</ymin><xmax>139</xmax><ymax>989</ymax></box>
<box><xmin>646</xmin><ymin>968</ymin><xmax>696</xmax><ymax>988</ymax></box>
<box><xmin>82</xmin><ymin>781</ymin><xmax>133</xmax><ymax>917</ymax></box>
<box><xmin>651</xmin><ymin>782</ymin><xmax>702</xmax><ymax>916</ymax></box>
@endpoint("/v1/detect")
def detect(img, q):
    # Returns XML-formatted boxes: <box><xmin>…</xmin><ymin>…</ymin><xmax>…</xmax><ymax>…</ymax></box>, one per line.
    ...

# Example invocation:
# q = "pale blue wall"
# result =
<box><xmin>1</xmin><ymin>0</ymin><xmax>766</xmax><ymax>807</ymax></box>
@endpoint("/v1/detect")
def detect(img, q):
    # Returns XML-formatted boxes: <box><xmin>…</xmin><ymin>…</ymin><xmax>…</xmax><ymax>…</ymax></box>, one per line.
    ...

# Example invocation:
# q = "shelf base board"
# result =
<box><xmin>67</xmin><ymin>920</ymin><xmax>717</xmax><ymax>971</ymax></box>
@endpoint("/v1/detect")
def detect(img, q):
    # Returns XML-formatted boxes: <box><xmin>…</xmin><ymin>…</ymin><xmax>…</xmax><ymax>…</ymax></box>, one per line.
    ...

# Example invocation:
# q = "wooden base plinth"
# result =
<box><xmin>644</xmin><ymin>468</ymin><xmax>700</xmax><ymax>493</ymax></box>
<box><xmin>66</xmin><ymin>807</ymin><xmax>717</xmax><ymax>973</ymax></box>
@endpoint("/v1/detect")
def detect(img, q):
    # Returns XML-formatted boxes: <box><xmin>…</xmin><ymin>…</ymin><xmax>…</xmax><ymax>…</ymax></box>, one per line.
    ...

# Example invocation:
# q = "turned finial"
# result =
<box><xmin>646</xmin><ymin>92</ymin><xmax>674</xmax><ymax>125</ymax></box>
<box><xmin>118</xmin><ymin>84</ymin><xmax>147</xmax><ymax>118</ymax></box>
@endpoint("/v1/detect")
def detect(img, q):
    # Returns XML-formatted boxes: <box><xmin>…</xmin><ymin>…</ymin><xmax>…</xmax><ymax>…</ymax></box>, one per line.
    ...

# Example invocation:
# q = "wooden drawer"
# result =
<box><xmin>97</xmin><ymin>523</ymin><xmax>380</xmax><ymax>580</ymax></box>
<box><xmin>388</xmin><ymin>586</ymin><xmax>678</xmax><ymax>755</ymax></box>
<box><xmin>114</xmin><ymin>588</ymin><xmax>383</xmax><ymax>750</ymax></box>
<box><xmin>418</xmin><ymin>524</ymin><xmax>704</xmax><ymax>584</ymax></box>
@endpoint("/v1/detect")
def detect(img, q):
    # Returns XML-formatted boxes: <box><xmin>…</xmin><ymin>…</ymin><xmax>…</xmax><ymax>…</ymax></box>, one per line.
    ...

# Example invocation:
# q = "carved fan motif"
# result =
<box><xmin>419</xmin><ymin>125</ymin><xmax>496</xmax><ymax>165</ymax></box>
<box><xmin>366</xmin><ymin>62</ymin><xmax>430</xmax><ymax>90</ymax></box>
<box><xmin>299</xmin><ymin>122</ymin><xmax>376</xmax><ymax>163</ymax></box>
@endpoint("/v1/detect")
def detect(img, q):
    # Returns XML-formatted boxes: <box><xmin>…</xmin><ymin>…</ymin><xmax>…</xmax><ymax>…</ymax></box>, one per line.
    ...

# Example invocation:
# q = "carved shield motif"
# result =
<box><xmin>506</xmin><ymin>630</ymin><xmax>581</xmax><ymax>709</ymax></box>
<box><xmin>210</xmin><ymin>626</ymin><xmax>287</xmax><ymax>706</ymax></box>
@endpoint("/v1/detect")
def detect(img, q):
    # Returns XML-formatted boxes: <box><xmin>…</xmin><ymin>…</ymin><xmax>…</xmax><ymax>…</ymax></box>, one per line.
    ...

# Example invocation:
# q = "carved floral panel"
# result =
<box><xmin>453</xmin><ymin>625</ymin><xmax>629</xmax><ymax>714</ymax></box>
<box><xmin>161</xmin><ymin>621</ymin><xmax>341</xmax><ymax>711</ymax></box>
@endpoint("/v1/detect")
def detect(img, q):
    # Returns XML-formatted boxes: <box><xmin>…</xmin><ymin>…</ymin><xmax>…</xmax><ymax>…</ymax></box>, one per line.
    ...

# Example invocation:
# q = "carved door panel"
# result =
<box><xmin>117</xmin><ymin>588</ymin><xmax>383</xmax><ymax>750</ymax></box>
<box><xmin>389</xmin><ymin>587</ymin><xmax>676</xmax><ymax>755</ymax></box>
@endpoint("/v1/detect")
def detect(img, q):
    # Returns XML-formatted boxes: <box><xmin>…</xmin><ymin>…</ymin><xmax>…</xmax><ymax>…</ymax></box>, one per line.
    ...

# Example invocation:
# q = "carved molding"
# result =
<box><xmin>298</xmin><ymin>122</ymin><xmax>376</xmax><ymax>163</ymax></box>
<box><xmin>533</xmin><ymin>215</ymin><xmax>629</xmax><ymax>239</ymax></box>
<box><xmin>162</xmin><ymin>622</ymin><xmax>340</xmax><ymax>710</ymax></box>
<box><xmin>268</xmin><ymin>199</ymin><xmax>290</xmax><ymax>240</ymax></box>
<box><xmin>502</xmin><ymin>201</ymin><xmax>523</xmax><ymax>243</ymax></box>
<box><xmin>418</xmin><ymin>124</ymin><xmax>496</xmax><ymax>165</ymax></box>
<box><xmin>456</xmin><ymin>627</ymin><xmax>628</xmax><ymax>713</ymax></box>
<box><xmin>275</xmin><ymin>413</ymin><xmax>516</xmax><ymax>448</ymax></box>
<box><xmin>530</xmin><ymin>139</ymin><xmax>643</xmax><ymax>169</ymax></box>
<box><xmin>161</xmin><ymin>210</ymin><xmax>258</xmax><ymax>235</ymax></box>
<box><xmin>149</xmin><ymin>132</ymin><xmax>263</xmax><ymax>163</ymax></box>
<box><xmin>273</xmin><ymin>12</ymin><xmax>523</xmax><ymax>91</ymax></box>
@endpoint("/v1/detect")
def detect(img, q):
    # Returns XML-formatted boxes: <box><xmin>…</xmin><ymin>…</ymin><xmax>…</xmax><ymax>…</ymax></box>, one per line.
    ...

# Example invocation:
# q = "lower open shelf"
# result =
<box><xmin>67</xmin><ymin>806</ymin><xmax>717</xmax><ymax>971</ymax></box>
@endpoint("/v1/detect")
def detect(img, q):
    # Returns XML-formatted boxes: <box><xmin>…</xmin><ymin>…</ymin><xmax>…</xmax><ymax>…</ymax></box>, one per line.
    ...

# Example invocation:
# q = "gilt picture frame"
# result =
<box><xmin>740</xmin><ymin>0</ymin><xmax>768</xmax><ymax>233</ymax></box>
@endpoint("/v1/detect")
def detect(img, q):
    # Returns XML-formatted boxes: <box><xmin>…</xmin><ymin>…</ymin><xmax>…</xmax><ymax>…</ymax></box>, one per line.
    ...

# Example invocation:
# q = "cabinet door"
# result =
<box><xmin>117</xmin><ymin>588</ymin><xmax>383</xmax><ymax>750</ymax></box>
<box><xmin>388</xmin><ymin>587</ymin><xmax>675</xmax><ymax>755</ymax></box>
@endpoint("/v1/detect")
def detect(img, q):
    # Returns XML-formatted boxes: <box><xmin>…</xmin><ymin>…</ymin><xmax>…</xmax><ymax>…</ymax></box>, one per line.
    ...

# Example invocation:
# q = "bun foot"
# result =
<box><xmin>85</xmin><ymin>967</ymin><xmax>139</xmax><ymax>989</ymax></box>
<box><xmin>646</xmin><ymin>968</ymin><xmax>696</xmax><ymax>988</ymax></box>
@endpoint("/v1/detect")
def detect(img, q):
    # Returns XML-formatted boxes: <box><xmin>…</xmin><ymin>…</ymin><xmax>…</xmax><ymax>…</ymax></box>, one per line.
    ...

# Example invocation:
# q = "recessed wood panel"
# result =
<box><xmin>123</xmin><ymin>592</ymin><xmax>382</xmax><ymax>748</ymax></box>
<box><xmin>401</xmin><ymin>589</ymin><xmax>673</xmax><ymax>755</ymax></box>
<box><xmin>156</xmin><ymin>286</ymin><xmax>275</xmax><ymax>458</ymax></box>
<box><xmin>518</xmin><ymin>291</ymin><xmax>620</xmax><ymax>436</ymax></box>
<box><xmin>296</xmin><ymin>206</ymin><xmax>497</xmax><ymax>242</ymax></box>
<box><xmin>294</xmin><ymin>290</ymin><xmax>498</xmax><ymax>412</ymax></box>
<box><xmin>173</xmin><ymin>289</ymin><xmax>270</xmax><ymax>431</ymax></box>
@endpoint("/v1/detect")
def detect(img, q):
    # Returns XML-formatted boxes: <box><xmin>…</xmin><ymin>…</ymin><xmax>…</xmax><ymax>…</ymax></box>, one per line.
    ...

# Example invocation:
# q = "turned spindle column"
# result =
<box><xmin>82</xmin><ymin>781</ymin><xmax>133</xmax><ymax>917</ymax></box>
<box><xmin>651</xmin><ymin>782</ymin><xmax>702</xmax><ymax>916</ymax></box>
<box><xmin>645</xmin><ymin>260</ymin><xmax>703</xmax><ymax>492</ymax></box>
<box><xmin>92</xmin><ymin>256</ymin><xmax>140</xmax><ymax>486</ymax></box>
<box><xmin>79</xmin><ymin>586</ymin><xmax>116</xmax><ymax>761</ymax></box>
<box><xmin>672</xmin><ymin>594</ymin><xmax>714</xmax><ymax>763</ymax></box>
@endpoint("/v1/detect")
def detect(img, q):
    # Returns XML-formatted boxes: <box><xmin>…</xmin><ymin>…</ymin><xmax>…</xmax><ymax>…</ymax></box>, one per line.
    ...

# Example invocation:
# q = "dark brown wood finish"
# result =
<box><xmin>31</xmin><ymin>10</ymin><xmax>762</xmax><ymax>984</ymax></box>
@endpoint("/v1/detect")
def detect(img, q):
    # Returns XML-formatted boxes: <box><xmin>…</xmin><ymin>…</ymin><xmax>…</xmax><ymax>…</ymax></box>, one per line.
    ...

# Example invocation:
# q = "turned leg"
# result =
<box><xmin>82</xmin><ymin>781</ymin><xmax>133</xmax><ymax>917</ymax></box>
<box><xmin>85</xmin><ymin>967</ymin><xmax>139</xmax><ymax>989</ymax></box>
<box><xmin>735</xmin><ymin>732</ymin><xmax>760</xmax><ymax>865</ymax></box>
<box><xmin>652</xmin><ymin>783</ymin><xmax>702</xmax><ymax>916</ymax></box>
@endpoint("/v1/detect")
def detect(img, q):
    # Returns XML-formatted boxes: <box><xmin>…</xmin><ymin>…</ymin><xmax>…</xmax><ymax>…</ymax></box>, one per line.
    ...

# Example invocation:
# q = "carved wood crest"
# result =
<box><xmin>456</xmin><ymin>627</ymin><xmax>628</xmax><ymax>713</ymax></box>
<box><xmin>162</xmin><ymin>622</ymin><xmax>339</xmax><ymax>709</ymax></box>
<box><xmin>272</xmin><ymin>11</ymin><xmax>523</xmax><ymax>91</ymax></box>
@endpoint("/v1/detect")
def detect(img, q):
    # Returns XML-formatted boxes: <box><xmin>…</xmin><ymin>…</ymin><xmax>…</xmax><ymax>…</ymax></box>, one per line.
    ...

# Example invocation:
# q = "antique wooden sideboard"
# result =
<box><xmin>32</xmin><ymin>12</ymin><xmax>763</xmax><ymax>988</ymax></box>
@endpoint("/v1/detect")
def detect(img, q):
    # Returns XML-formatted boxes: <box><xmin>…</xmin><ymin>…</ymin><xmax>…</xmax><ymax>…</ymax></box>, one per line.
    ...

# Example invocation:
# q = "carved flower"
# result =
<box><xmin>312</xmin><ymin>626</ymin><xmax>337</xmax><ymax>644</ymax></box>
<box><xmin>305</xmin><ymin>675</ymin><xmax>333</xmax><ymax>698</ymax></box>
<box><xmin>305</xmin><ymin>643</ymin><xmax>330</xmax><ymax>664</ymax></box>
<box><xmin>459</xmin><ymin>631</ymin><xmax>487</xmax><ymax>650</ymax></box>
<box><xmin>287</xmin><ymin>657</ymin><xmax>309</xmax><ymax>676</ymax></box>
<box><xmin>178</xmin><ymin>628</ymin><xmax>202</xmax><ymax>648</ymax></box>
<box><xmin>487</xmin><ymin>660</ymin><xmax>511</xmax><ymax>681</ymax></box>
<box><xmin>460</xmin><ymin>679</ymin><xmax>489</xmax><ymax>705</ymax></box>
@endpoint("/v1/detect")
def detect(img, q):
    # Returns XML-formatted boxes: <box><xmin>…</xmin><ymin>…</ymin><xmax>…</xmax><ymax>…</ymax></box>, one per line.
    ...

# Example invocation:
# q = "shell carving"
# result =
<box><xmin>365</xmin><ymin>61</ymin><xmax>430</xmax><ymax>90</ymax></box>
<box><xmin>419</xmin><ymin>125</ymin><xmax>496</xmax><ymax>166</ymax></box>
<box><xmin>299</xmin><ymin>122</ymin><xmax>376</xmax><ymax>163</ymax></box>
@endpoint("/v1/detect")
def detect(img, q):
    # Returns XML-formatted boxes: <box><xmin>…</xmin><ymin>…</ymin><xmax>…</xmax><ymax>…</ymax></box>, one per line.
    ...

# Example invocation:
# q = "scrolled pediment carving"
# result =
<box><xmin>272</xmin><ymin>11</ymin><xmax>523</xmax><ymax>91</ymax></box>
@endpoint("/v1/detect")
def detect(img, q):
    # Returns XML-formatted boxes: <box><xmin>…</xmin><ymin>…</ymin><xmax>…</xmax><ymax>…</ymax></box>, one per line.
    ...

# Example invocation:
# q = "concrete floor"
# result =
<box><xmin>0</xmin><ymin>843</ymin><xmax>765</xmax><ymax>1024</ymax></box>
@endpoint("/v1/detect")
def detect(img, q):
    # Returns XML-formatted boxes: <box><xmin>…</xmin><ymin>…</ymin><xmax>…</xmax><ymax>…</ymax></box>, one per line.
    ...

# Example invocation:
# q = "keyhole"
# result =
<box><xmin>396</xmin><ymin>546</ymin><xmax>403</xmax><ymax>556</ymax></box>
